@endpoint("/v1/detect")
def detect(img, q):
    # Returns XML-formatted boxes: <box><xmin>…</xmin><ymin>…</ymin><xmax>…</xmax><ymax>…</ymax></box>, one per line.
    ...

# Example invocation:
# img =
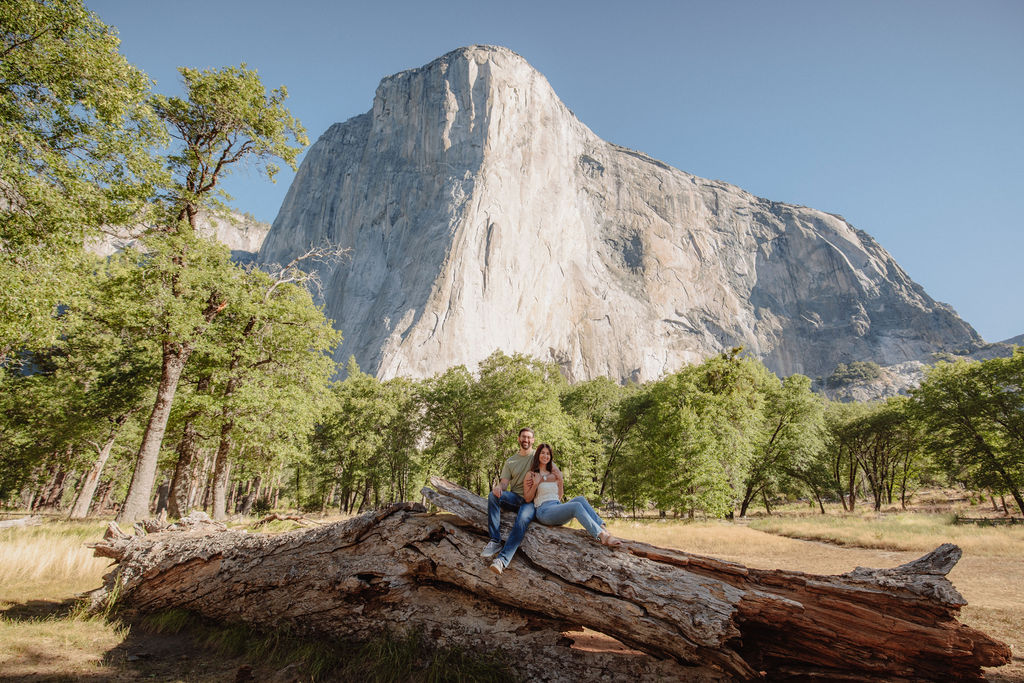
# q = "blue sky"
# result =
<box><xmin>87</xmin><ymin>0</ymin><xmax>1024</xmax><ymax>343</ymax></box>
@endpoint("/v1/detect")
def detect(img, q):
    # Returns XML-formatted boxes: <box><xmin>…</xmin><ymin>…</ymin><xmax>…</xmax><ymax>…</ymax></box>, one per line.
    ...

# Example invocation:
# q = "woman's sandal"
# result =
<box><xmin>598</xmin><ymin>531</ymin><xmax>622</xmax><ymax>548</ymax></box>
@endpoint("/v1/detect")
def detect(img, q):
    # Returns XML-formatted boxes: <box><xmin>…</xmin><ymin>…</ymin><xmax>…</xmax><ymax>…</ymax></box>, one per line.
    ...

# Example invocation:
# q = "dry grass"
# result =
<box><xmin>0</xmin><ymin>521</ymin><xmax>111</xmax><ymax>599</ymax></box>
<box><xmin>0</xmin><ymin>611</ymin><xmax>127</xmax><ymax>680</ymax></box>
<box><xmin>746</xmin><ymin>512</ymin><xmax>1024</xmax><ymax>557</ymax></box>
<box><xmin>606</xmin><ymin>516</ymin><xmax>1024</xmax><ymax>681</ymax></box>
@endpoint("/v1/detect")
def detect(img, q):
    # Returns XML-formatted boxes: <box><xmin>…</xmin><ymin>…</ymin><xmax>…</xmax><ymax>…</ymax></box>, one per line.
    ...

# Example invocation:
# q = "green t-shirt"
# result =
<box><xmin>499</xmin><ymin>450</ymin><xmax>535</xmax><ymax>496</ymax></box>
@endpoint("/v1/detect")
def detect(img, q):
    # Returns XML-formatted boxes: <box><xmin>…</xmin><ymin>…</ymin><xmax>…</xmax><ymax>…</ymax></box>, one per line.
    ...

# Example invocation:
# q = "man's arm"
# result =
<box><xmin>492</xmin><ymin>477</ymin><xmax>510</xmax><ymax>498</ymax></box>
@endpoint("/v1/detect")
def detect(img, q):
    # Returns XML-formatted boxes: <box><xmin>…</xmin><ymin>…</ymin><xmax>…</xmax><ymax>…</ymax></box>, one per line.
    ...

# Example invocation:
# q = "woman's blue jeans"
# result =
<box><xmin>534</xmin><ymin>495</ymin><xmax>605</xmax><ymax>538</ymax></box>
<box><xmin>487</xmin><ymin>490</ymin><xmax>535</xmax><ymax>566</ymax></box>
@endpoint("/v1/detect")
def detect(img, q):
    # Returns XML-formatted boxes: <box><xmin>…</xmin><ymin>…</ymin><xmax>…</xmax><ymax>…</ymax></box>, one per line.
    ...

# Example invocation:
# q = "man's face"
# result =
<box><xmin>518</xmin><ymin>430</ymin><xmax>534</xmax><ymax>451</ymax></box>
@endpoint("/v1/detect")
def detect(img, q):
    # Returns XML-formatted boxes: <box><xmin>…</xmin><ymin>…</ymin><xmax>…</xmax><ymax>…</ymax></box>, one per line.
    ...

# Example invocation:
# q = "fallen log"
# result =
<box><xmin>251</xmin><ymin>513</ymin><xmax>322</xmax><ymax>528</ymax></box>
<box><xmin>0</xmin><ymin>515</ymin><xmax>42</xmax><ymax>529</ymax></box>
<box><xmin>88</xmin><ymin>478</ymin><xmax>1010</xmax><ymax>681</ymax></box>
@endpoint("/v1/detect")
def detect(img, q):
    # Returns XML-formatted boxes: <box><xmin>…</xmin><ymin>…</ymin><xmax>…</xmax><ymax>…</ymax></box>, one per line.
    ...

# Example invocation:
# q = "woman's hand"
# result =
<box><xmin>523</xmin><ymin>471</ymin><xmax>538</xmax><ymax>502</ymax></box>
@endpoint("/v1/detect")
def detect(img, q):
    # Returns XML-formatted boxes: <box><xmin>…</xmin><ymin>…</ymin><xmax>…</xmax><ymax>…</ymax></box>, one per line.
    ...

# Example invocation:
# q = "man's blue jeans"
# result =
<box><xmin>534</xmin><ymin>495</ymin><xmax>605</xmax><ymax>538</ymax></box>
<box><xmin>487</xmin><ymin>490</ymin><xmax>535</xmax><ymax>565</ymax></box>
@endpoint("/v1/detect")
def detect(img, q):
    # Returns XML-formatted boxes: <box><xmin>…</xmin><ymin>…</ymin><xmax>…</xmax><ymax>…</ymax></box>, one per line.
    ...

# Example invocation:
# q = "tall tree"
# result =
<box><xmin>117</xmin><ymin>65</ymin><xmax>306</xmax><ymax>523</ymax></box>
<box><xmin>204</xmin><ymin>259</ymin><xmax>340</xmax><ymax>520</ymax></box>
<box><xmin>738</xmin><ymin>373</ymin><xmax>825</xmax><ymax>517</ymax></box>
<box><xmin>913</xmin><ymin>351</ymin><xmax>1024</xmax><ymax>514</ymax></box>
<box><xmin>1</xmin><ymin>0</ymin><xmax>163</xmax><ymax>359</ymax></box>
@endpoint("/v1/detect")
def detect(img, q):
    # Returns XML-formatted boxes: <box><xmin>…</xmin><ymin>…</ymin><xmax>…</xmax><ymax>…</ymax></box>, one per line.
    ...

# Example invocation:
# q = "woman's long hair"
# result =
<box><xmin>530</xmin><ymin>443</ymin><xmax>554</xmax><ymax>473</ymax></box>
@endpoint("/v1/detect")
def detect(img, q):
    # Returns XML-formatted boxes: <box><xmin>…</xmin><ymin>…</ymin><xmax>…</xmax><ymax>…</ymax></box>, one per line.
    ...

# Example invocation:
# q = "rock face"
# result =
<box><xmin>260</xmin><ymin>45</ymin><xmax>982</xmax><ymax>382</ymax></box>
<box><xmin>91</xmin><ymin>212</ymin><xmax>270</xmax><ymax>263</ymax></box>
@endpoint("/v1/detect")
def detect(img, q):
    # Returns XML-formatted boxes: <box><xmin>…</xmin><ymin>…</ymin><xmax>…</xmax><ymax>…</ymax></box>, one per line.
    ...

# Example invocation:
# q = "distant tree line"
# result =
<box><xmin>2</xmin><ymin>2</ymin><xmax>1022</xmax><ymax>522</ymax></box>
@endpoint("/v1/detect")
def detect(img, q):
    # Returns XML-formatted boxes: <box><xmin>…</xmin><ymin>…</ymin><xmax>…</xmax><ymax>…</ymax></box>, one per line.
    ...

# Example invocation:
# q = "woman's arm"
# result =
<box><xmin>523</xmin><ymin>472</ymin><xmax>538</xmax><ymax>501</ymax></box>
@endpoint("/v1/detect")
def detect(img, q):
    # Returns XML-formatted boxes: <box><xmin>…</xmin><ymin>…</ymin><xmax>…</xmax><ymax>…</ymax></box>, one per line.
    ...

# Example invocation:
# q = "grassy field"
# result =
<box><xmin>605</xmin><ymin>512</ymin><xmax>1024</xmax><ymax>682</ymax></box>
<box><xmin>2</xmin><ymin>511</ymin><xmax>1020</xmax><ymax>681</ymax></box>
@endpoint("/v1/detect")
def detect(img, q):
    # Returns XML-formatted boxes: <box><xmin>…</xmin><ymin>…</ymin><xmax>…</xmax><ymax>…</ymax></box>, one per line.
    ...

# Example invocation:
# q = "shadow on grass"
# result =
<box><xmin>0</xmin><ymin>597</ymin><xmax>79</xmax><ymax>621</ymax></box>
<box><xmin>102</xmin><ymin>608</ymin><xmax>521</xmax><ymax>683</ymax></box>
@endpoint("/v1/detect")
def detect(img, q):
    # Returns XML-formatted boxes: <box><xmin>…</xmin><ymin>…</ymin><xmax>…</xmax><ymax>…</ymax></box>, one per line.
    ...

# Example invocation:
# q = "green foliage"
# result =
<box><xmin>912</xmin><ymin>349</ymin><xmax>1024</xmax><ymax>514</ymax></box>
<box><xmin>608</xmin><ymin>351</ymin><xmax>774</xmax><ymax>517</ymax></box>
<box><xmin>738</xmin><ymin>373</ymin><xmax>826</xmax><ymax>516</ymax></box>
<box><xmin>151</xmin><ymin>64</ymin><xmax>307</xmax><ymax>223</ymax></box>
<box><xmin>312</xmin><ymin>358</ymin><xmax>418</xmax><ymax>512</ymax></box>
<box><xmin>826</xmin><ymin>361</ymin><xmax>883</xmax><ymax>388</ymax></box>
<box><xmin>1</xmin><ymin>0</ymin><xmax>165</xmax><ymax>355</ymax></box>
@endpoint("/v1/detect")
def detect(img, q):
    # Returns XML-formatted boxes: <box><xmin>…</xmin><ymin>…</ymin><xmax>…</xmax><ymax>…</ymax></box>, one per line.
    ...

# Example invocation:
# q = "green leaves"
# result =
<box><xmin>1</xmin><ymin>0</ymin><xmax>165</xmax><ymax>354</ymax></box>
<box><xmin>912</xmin><ymin>349</ymin><xmax>1024</xmax><ymax>513</ymax></box>
<box><xmin>151</xmin><ymin>64</ymin><xmax>307</xmax><ymax>224</ymax></box>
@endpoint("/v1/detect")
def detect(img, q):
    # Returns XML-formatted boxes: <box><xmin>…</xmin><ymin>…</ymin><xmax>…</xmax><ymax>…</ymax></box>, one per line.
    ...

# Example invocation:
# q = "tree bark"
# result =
<box><xmin>155</xmin><ymin>480</ymin><xmax>170</xmax><ymax>515</ymax></box>
<box><xmin>189</xmin><ymin>449</ymin><xmax>211</xmax><ymax>512</ymax></box>
<box><xmin>39</xmin><ymin>467</ymin><xmax>71</xmax><ymax>509</ymax></box>
<box><xmin>33</xmin><ymin>463</ymin><xmax>59</xmax><ymax>510</ymax></box>
<box><xmin>69</xmin><ymin>416</ymin><xmax>128</xmax><ymax>519</ymax></box>
<box><xmin>240</xmin><ymin>475</ymin><xmax>262</xmax><ymax>516</ymax></box>
<box><xmin>167</xmin><ymin>420</ymin><xmax>201</xmax><ymax>519</ymax></box>
<box><xmin>93</xmin><ymin>479</ymin><xmax>114</xmax><ymax>515</ymax></box>
<box><xmin>89</xmin><ymin>478</ymin><xmax>1010</xmax><ymax>681</ymax></box>
<box><xmin>117</xmin><ymin>347</ymin><xmax>189</xmax><ymax>524</ymax></box>
<box><xmin>211</xmin><ymin>428</ymin><xmax>232</xmax><ymax>521</ymax></box>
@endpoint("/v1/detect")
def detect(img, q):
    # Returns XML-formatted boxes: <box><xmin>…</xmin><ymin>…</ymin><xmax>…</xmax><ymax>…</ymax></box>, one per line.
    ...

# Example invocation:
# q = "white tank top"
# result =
<box><xmin>534</xmin><ymin>480</ymin><xmax>560</xmax><ymax>507</ymax></box>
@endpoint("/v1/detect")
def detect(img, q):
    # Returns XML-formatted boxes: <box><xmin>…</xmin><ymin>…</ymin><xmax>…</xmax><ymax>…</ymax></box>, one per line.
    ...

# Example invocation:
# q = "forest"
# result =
<box><xmin>3</xmin><ymin>1</ymin><xmax>1023</xmax><ymax>525</ymax></box>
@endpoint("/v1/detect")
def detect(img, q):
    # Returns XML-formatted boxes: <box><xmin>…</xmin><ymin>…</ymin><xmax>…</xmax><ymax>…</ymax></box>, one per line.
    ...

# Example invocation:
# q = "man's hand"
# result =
<box><xmin>491</xmin><ymin>483</ymin><xmax>502</xmax><ymax>498</ymax></box>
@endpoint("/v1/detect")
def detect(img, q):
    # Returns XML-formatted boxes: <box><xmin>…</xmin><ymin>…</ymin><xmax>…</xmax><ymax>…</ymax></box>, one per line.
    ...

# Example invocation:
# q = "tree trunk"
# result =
<box><xmin>118</xmin><ymin>347</ymin><xmax>189</xmax><ymax>524</ymax></box>
<box><xmin>190</xmin><ymin>449</ymin><xmax>211</xmax><ymax>512</ymax></box>
<box><xmin>19</xmin><ymin>485</ymin><xmax>35</xmax><ymax>511</ymax></box>
<box><xmin>211</xmin><ymin>421</ymin><xmax>233</xmax><ymax>521</ymax></box>
<box><xmin>240</xmin><ymin>476</ymin><xmax>262</xmax><ymax>516</ymax></box>
<box><xmin>39</xmin><ymin>467</ymin><xmax>71</xmax><ymax>509</ymax></box>
<box><xmin>69</xmin><ymin>418</ymin><xmax>125</xmax><ymax>519</ymax></box>
<box><xmin>168</xmin><ymin>420</ymin><xmax>201</xmax><ymax>519</ymax></box>
<box><xmin>90</xmin><ymin>478</ymin><xmax>1010</xmax><ymax>682</ymax></box>
<box><xmin>739</xmin><ymin>483</ymin><xmax>755</xmax><ymax>518</ymax></box>
<box><xmin>155</xmin><ymin>480</ymin><xmax>170</xmax><ymax>515</ymax></box>
<box><xmin>93</xmin><ymin>479</ymin><xmax>114</xmax><ymax>515</ymax></box>
<box><xmin>846</xmin><ymin>451</ymin><xmax>857</xmax><ymax>512</ymax></box>
<box><xmin>33</xmin><ymin>464</ymin><xmax>59</xmax><ymax>510</ymax></box>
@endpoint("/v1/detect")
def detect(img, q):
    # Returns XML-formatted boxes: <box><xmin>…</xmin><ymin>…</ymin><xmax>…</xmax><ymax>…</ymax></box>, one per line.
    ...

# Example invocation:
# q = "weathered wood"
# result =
<box><xmin>423</xmin><ymin>477</ymin><xmax>1010</xmax><ymax>681</ymax></box>
<box><xmin>89</xmin><ymin>479</ymin><xmax>1010</xmax><ymax>681</ymax></box>
<box><xmin>250</xmin><ymin>513</ymin><xmax>321</xmax><ymax>527</ymax></box>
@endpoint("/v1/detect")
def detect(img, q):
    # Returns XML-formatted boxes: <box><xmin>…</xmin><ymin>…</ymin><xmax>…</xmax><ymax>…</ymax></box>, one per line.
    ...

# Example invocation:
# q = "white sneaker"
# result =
<box><xmin>489</xmin><ymin>558</ymin><xmax>506</xmax><ymax>575</ymax></box>
<box><xmin>481</xmin><ymin>540</ymin><xmax>503</xmax><ymax>558</ymax></box>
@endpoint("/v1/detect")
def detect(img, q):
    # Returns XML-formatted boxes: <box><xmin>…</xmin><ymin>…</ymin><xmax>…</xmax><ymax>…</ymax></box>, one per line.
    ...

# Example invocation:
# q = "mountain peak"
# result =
<box><xmin>260</xmin><ymin>49</ymin><xmax>981</xmax><ymax>382</ymax></box>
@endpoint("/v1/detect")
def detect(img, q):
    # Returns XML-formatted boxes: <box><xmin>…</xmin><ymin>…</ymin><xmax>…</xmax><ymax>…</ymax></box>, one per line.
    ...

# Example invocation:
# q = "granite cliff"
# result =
<box><xmin>260</xmin><ymin>45</ymin><xmax>982</xmax><ymax>382</ymax></box>
<box><xmin>91</xmin><ymin>212</ymin><xmax>270</xmax><ymax>264</ymax></box>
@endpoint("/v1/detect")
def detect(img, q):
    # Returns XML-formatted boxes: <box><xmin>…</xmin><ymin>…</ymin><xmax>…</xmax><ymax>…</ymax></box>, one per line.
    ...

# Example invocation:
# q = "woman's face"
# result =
<box><xmin>538</xmin><ymin>447</ymin><xmax>551</xmax><ymax>467</ymax></box>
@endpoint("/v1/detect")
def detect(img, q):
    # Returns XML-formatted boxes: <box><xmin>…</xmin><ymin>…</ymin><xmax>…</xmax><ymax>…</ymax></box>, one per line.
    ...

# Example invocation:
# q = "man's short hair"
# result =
<box><xmin>518</xmin><ymin>427</ymin><xmax>534</xmax><ymax>437</ymax></box>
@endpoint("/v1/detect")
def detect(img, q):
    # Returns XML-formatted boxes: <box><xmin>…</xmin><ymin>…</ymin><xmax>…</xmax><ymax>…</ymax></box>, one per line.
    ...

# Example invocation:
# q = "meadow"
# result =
<box><xmin>1</xmin><ymin>507</ymin><xmax>1021</xmax><ymax>681</ymax></box>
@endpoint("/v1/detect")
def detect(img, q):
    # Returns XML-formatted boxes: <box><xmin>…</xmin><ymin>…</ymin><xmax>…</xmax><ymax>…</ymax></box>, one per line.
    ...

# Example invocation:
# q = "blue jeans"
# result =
<box><xmin>534</xmin><ymin>495</ymin><xmax>605</xmax><ymax>538</ymax></box>
<box><xmin>487</xmin><ymin>490</ymin><xmax>535</xmax><ymax>565</ymax></box>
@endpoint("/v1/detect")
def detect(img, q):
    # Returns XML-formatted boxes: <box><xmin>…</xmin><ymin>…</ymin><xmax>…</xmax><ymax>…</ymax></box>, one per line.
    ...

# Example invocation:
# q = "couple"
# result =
<box><xmin>481</xmin><ymin>427</ymin><xmax>621</xmax><ymax>575</ymax></box>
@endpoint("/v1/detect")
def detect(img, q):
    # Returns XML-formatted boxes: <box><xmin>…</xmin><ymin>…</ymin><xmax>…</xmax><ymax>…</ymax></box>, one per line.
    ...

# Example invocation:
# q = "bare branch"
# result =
<box><xmin>261</xmin><ymin>240</ymin><xmax>350</xmax><ymax>300</ymax></box>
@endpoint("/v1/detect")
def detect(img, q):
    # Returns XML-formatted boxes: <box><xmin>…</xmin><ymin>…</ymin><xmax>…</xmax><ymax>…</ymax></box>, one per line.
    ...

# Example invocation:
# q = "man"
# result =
<box><xmin>482</xmin><ymin>427</ymin><xmax>554</xmax><ymax>574</ymax></box>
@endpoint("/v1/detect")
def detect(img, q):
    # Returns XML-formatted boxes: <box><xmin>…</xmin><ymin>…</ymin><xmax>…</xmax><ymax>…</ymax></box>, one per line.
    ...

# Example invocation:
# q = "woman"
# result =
<box><xmin>523</xmin><ymin>443</ymin><xmax>621</xmax><ymax>547</ymax></box>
